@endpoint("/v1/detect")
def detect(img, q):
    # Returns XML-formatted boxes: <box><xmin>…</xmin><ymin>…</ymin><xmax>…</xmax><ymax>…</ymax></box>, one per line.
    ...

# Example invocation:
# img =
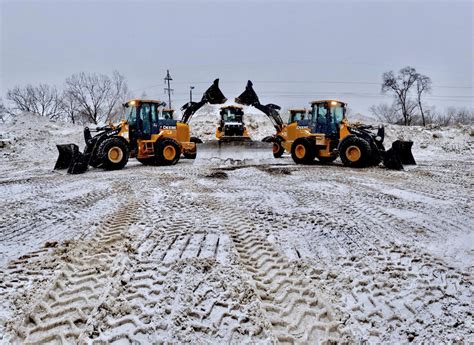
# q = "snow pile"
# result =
<box><xmin>384</xmin><ymin>124</ymin><xmax>474</xmax><ymax>158</ymax></box>
<box><xmin>1</xmin><ymin>112</ymin><xmax>472</xmax><ymax>165</ymax></box>
<box><xmin>188</xmin><ymin>103</ymin><xmax>275</xmax><ymax>141</ymax></box>
<box><xmin>0</xmin><ymin>113</ymin><xmax>84</xmax><ymax>162</ymax></box>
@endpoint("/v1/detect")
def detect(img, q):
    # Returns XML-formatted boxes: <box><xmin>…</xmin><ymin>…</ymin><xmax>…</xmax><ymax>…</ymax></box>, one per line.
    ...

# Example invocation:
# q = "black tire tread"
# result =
<box><xmin>97</xmin><ymin>137</ymin><xmax>129</xmax><ymax>170</ymax></box>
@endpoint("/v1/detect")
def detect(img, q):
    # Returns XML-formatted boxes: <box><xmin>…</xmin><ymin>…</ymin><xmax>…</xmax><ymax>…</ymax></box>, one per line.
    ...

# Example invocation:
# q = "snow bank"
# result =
<box><xmin>0</xmin><ymin>113</ymin><xmax>84</xmax><ymax>162</ymax></box>
<box><xmin>188</xmin><ymin>102</ymin><xmax>275</xmax><ymax>141</ymax></box>
<box><xmin>1</xmin><ymin>112</ymin><xmax>472</xmax><ymax>165</ymax></box>
<box><xmin>384</xmin><ymin>123</ymin><xmax>474</xmax><ymax>159</ymax></box>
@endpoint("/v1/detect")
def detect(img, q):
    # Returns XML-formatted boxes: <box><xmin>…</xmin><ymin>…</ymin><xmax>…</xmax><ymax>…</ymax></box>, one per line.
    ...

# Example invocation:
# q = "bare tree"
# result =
<box><xmin>369</xmin><ymin>103</ymin><xmax>400</xmax><ymax>124</ymax></box>
<box><xmin>65</xmin><ymin>71</ymin><xmax>128</xmax><ymax>124</ymax></box>
<box><xmin>381</xmin><ymin>66</ymin><xmax>419</xmax><ymax>126</ymax></box>
<box><xmin>415</xmin><ymin>74</ymin><xmax>432</xmax><ymax>126</ymax></box>
<box><xmin>60</xmin><ymin>90</ymin><xmax>81</xmax><ymax>124</ymax></box>
<box><xmin>0</xmin><ymin>98</ymin><xmax>7</xmax><ymax>123</ymax></box>
<box><xmin>6</xmin><ymin>84</ymin><xmax>63</xmax><ymax>120</ymax></box>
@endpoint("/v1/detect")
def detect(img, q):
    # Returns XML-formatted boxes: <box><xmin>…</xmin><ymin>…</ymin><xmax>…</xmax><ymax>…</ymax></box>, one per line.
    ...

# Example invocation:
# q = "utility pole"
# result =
<box><xmin>164</xmin><ymin>69</ymin><xmax>173</xmax><ymax>109</ymax></box>
<box><xmin>189</xmin><ymin>86</ymin><xmax>195</xmax><ymax>102</ymax></box>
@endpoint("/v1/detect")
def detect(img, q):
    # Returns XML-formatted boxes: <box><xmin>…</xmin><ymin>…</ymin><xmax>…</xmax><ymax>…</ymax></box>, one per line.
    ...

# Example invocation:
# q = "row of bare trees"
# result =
<box><xmin>373</xmin><ymin>66</ymin><xmax>473</xmax><ymax>126</ymax></box>
<box><xmin>2</xmin><ymin>71</ymin><xmax>129</xmax><ymax>125</ymax></box>
<box><xmin>370</xmin><ymin>102</ymin><xmax>473</xmax><ymax>126</ymax></box>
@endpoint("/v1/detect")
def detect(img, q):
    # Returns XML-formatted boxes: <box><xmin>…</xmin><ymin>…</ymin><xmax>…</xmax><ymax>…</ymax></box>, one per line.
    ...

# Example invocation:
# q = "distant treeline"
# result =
<box><xmin>1</xmin><ymin>67</ymin><xmax>472</xmax><ymax>126</ymax></box>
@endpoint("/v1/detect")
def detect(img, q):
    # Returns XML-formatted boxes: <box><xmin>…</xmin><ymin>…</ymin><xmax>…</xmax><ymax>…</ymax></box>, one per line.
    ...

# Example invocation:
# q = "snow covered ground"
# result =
<box><xmin>0</xmin><ymin>112</ymin><xmax>473</xmax><ymax>343</ymax></box>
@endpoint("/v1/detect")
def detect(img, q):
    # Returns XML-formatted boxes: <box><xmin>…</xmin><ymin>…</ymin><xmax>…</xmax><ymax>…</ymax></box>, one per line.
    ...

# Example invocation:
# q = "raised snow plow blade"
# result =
<box><xmin>383</xmin><ymin>140</ymin><xmax>416</xmax><ymax>170</ymax></box>
<box><xmin>54</xmin><ymin>144</ymin><xmax>89</xmax><ymax>174</ymax></box>
<box><xmin>194</xmin><ymin>140</ymin><xmax>274</xmax><ymax>166</ymax></box>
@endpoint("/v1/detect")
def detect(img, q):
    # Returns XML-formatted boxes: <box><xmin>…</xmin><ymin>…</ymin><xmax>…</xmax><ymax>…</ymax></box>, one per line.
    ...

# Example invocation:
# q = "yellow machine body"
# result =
<box><xmin>277</xmin><ymin>100</ymin><xmax>350</xmax><ymax>159</ymax></box>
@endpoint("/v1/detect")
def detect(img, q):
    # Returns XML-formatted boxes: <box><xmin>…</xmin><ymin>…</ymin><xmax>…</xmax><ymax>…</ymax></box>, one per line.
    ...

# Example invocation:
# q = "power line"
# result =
<box><xmin>132</xmin><ymin>79</ymin><xmax>473</xmax><ymax>92</ymax></box>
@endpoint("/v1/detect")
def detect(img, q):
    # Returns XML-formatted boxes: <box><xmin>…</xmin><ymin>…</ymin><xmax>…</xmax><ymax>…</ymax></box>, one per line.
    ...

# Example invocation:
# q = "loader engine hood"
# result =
<box><xmin>84</xmin><ymin>125</ymin><xmax>121</xmax><ymax>146</ymax></box>
<box><xmin>349</xmin><ymin>124</ymin><xmax>385</xmax><ymax>145</ymax></box>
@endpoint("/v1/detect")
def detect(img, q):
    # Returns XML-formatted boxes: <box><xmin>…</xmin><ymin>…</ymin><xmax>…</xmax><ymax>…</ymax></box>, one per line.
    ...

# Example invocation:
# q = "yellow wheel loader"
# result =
<box><xmin>262</xmin><ymin>108</ymin><xmax>309</xmax><ymax>158</ymax></box>
<box><xmin>55</xmin><ymin>80</ymin><xmax>226</xmax><ymax>174</ymax></box>
<box><xmin>181</xmin><ymin>81</ymin><xmax>273</xmax><ymax>164</ymax></box>
<box><xmin>236</xmin><ymin>81</ymin><xmax>415</xmax><ymax>170</ymax></box>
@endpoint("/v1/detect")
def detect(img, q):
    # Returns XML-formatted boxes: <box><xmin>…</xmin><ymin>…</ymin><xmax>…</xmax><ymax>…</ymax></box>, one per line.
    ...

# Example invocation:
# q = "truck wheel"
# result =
<box><xmin>339</xmin><ymin>136</ymin><xmax>371</xmax><ymax>168</ymax></box>
<box><xmin>97</xmin><ymin>137</ymin><xmax>129</xmax><ymax>170</ymax></box>
<box><xmin>291</xmin><ymin>138</ymin><xmax>316</xmax><ymax>164</ymax></box>
<box><xmin>156</xmin><ymin>138</ymin><xmax>181</xmax><ymax>165</ymax></box>
<box><xmin>273</xmin><ymin>138</ymin><xmax>285</xmax><ymax>158</ymax></box>
<box><xmin>183</xmin><ymin>137</ymin><xmax>202</xmax><ymax>159</ymax></box>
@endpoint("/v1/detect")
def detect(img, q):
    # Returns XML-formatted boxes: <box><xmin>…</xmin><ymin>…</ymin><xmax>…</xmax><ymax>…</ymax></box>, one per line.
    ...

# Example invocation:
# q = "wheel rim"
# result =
<box><xmin>295</xmin><ymin>144</ymin><xmax>306</xmax><ymax>159</ymax></box>
<box><xmin>346</xmin><ymin>145</ymin><xmax>361</xmax><ymax>162</ymax></box>
<box><xmin>273</xmin><ymin>142</ymin><xmax>280</xmax><ymax>153</ymax></box>
<box><xmin>163</xmin><ymin>145</ymin><xmax>176</xmax><ymax>160</ymax></box>
<box><xmin>107</xmin><ymin>146</ymin><xmax>123</xmax><ymax>163</ymax></box>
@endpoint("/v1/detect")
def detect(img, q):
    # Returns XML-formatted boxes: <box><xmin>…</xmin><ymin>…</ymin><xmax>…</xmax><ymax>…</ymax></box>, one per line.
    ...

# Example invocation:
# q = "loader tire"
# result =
<box><xmin>368</xmin><ymin>143</ymin><xmax>382</xmax><ymax>166</ymax></box>
<box><xmin>339</xmin><ymin>136</ymin><xmax>371</xmax><ymax>168</ymax></box>
<box><xmin>97</xmin><ymin>137</ymin><xmax>129</xmax><ymax>170</ymax></box>
<box><xmin>87</xmin><ymin>145</ymin><xmax>101</xmax><ymax>168</ymax></box>
<box><xmin>272</xmin><ymin>137</ymin><xmax>285</xmax><ymax>158</ymax></box>
<box><xmin>183</xmin><ymin>137</ymin><xmax>202</xmax><ymax>159</ymax></box>
<box><xmin>155</xmin><ymin>138</ymin><xmax>181</xmax><ymax>165</ymax></box>
<box><xmin>291</xmin><ymin>138</ymin><xmax>316</xmax><ymax>164</ymax></box>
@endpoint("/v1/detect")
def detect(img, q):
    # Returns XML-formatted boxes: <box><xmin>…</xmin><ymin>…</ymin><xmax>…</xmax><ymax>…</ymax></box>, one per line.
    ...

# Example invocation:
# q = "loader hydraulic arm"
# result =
<box><xmin>235</xmin><ymin>80</ymin><xmax>284</xmax><ymax>131</ymax></box>
<box><xmin>180</xmin><ymin>78</ymin><xmax>227</xmax><ymax>124</ymax></box>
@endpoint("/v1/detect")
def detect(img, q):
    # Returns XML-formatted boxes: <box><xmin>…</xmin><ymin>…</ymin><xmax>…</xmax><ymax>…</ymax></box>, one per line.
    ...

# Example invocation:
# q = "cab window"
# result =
<box><xmin>125</xmin><ymin>105</ymin><xmax>137</xmax><ymax>126</ymax></box>
<box><xmin>139</xmin><ymin>103</ymin><xmax>151</xmax><ymax>134</ymax></box>
<box><xmin>151</xmin><ymin>103</ymin><xmax>159</xmax><ymax>123</ymax></box>
<box><xmin>330</xmin><ymin>104</ymin><xmax>345</xmax><ymax>124</ymax></box>
<box><xmin>291</xmin><ymin>111</ymin><xmax>306</xmax><ymax>122</ymax></box>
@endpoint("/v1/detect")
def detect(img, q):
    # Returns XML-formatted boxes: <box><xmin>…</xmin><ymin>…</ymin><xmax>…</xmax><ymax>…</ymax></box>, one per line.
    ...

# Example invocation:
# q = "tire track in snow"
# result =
<box><xmin>213</xmin><ymin>205</ymin><xmax>347</xmax><ymax>344</ymax></box>
<box><xmin>8</xmin><ymin>189</ymin><xmax>141</xmax><ymax>344</ymax></box>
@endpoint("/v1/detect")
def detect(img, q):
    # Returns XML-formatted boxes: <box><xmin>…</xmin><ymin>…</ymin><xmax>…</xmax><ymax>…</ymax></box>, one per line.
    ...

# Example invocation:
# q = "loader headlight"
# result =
<box><xmin>375</xmin><ymin>136</ymin><xmax>382</xmax><ymax>142</ymax></box>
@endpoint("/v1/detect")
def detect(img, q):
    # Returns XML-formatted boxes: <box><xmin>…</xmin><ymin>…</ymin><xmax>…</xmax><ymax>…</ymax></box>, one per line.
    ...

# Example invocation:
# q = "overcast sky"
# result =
<box><xmin>1</xmin><ymin>0</ymin><xmax>473</xmax><ymax>114</ymax></box>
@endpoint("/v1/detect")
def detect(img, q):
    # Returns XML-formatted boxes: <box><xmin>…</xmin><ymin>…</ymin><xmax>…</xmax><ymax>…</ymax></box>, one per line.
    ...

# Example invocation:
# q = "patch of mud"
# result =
<box><xmin>204</xmin><ymin>171</ymin><xmax>229</xmax><ymax>179</ymax></box>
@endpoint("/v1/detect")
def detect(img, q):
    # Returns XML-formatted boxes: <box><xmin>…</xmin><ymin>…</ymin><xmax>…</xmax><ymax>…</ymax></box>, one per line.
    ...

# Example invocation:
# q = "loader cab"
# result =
<box><xmin>310</xmin><ymin>100</ymin><xmax>346</xmax><ymax>137</ymax></box>
<box><xmin>219</xmin><ymin>106</ymin><xmax>245</xmax><ymax>137</ymax></box>
<box><xmin>288</xmin><ymin>109</ymin><xmax>310</xmax><ymax>127</ymax></box>
<box><xmin>123</xmin><ymin>99</ymin><xmax>169</xmax><ymax>142</ymax></box>
<box><xmin>161</xmin><ymin>109</ymin><xmax>174</xmax><ymax>120</ymax></box>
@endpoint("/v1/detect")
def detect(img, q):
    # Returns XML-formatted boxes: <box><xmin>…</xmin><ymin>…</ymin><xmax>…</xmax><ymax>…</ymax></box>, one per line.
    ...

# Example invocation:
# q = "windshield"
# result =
<box><xmin>221</xmin><ymin>108</ymin><xmax>243</xmax><ymax>122</ymax></box>
<box><xmin>310</xmin><ymin>102</ymin><xmax>346</xmax><ymax>134</ymax></box>
<box><xmin>290</xmin><ymin>111</ymin><xmax>307</xmax><ymax>122</ymax></box>
<box><xmin>161</xmin><ymin>110</ymin><xmax>174</xmax><ymax>120</ymax></box>
<box><xmin>124</xmin><ymin>105</ymin><xmax>137</xmax><ymax>125</ymax></box>
<box><xmin>330</xmin><ymin>103</ymin><xmax>345</xmax><ymax>123</ymax></box>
